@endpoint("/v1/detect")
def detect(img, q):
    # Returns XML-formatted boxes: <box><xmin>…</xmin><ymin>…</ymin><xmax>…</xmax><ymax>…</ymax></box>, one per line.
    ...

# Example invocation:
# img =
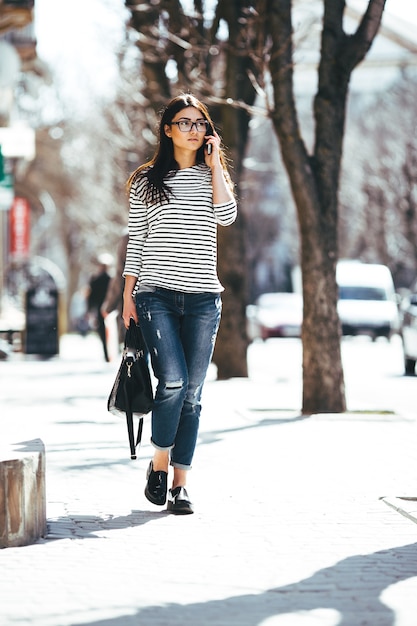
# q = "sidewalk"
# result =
<box><xmin>1</xmin><ymin>334</ymin><xmax>417</xmax><ymax>626</ymax></box>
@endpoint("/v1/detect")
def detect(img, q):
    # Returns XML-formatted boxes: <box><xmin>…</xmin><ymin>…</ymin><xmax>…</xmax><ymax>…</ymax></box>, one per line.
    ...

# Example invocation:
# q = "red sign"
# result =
<box><xmin>9</xmin><ymin>196</ymin><xmax>30</xmax><ymax>260</ymax></box>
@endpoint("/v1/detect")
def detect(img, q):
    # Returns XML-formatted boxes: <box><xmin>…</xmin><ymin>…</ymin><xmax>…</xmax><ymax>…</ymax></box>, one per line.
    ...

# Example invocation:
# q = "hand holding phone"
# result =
<box><xmin>205</xmin><ymin>125</ymin><xmax>215</xmax><ymax>155</ymax></box>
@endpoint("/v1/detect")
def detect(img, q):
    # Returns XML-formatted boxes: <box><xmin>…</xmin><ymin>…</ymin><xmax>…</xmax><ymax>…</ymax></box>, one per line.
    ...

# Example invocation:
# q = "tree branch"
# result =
<box><xmin>266</xmin><ymin>0</ymin><xmax>319</xmax><ymax>231</ymax></box>
<box><xmin>342</xmin><ymin>0</ymin><xmax>386</xmax><ymax>72</ymax></box>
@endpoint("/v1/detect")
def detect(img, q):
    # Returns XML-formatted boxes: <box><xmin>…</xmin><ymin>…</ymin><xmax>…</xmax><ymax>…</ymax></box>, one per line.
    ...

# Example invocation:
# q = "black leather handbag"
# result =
<box><xmin>107</xmin><ymin>319</ymin><xmax>154</xmax><ymax>459</ymax></box>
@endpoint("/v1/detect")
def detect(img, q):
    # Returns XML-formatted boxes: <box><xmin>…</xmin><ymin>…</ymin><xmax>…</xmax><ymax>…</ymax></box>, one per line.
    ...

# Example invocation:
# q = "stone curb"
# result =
<box><xmin>0</xmin><ymin>439</ymin><xmax>47</xmax><ymax>548</ymax></box>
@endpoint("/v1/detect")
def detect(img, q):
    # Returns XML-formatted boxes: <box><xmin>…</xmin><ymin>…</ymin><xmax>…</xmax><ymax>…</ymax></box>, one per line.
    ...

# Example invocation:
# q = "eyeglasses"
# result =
<box><xmin>170</xmin><ymin>119</ymin><xmax>209</xmax><ymax>132</ymax></box>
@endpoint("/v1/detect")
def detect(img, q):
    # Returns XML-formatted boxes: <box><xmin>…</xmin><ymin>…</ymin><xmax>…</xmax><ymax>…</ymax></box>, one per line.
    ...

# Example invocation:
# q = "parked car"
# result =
<box><xmin>400</xmin><ymin>286</ymin><xmax>417</xmax><ymax>375</ymax></box>
<box><xmin>336</xmin><ymin>261</ymin><xmax>400</xmax><ymax>340</ymax></box>
<box><xmin>246</xmin><ymin>292</ymin><xmax>303</xmax><ymax>341</ymax></box>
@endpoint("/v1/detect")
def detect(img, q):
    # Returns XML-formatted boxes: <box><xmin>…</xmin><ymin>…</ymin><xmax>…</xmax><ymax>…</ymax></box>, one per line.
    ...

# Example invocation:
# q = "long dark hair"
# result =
<box><xmin>127</xmin><ymin>93</ymin><xmax>233</xmax><ymax>203</ymax></box>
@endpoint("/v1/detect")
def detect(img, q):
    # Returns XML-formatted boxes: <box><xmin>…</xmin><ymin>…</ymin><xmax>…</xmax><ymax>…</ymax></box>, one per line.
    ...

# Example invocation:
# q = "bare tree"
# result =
<box><xmin>263</xmin><ymin>0</ymin><xmax>386</xmax><ymax>413</ymax></box>
<box><xmin>340</xmin><ymin>77</ymin><xmax>417</xmax><ymax>287</ymax></box>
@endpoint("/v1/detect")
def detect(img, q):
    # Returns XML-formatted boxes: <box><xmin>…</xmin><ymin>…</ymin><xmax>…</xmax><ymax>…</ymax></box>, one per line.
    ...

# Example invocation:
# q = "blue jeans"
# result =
<box><xmin>135</xmin><ymin>287</ymin><xmax>222</xmax><ymax>469</ymax></box>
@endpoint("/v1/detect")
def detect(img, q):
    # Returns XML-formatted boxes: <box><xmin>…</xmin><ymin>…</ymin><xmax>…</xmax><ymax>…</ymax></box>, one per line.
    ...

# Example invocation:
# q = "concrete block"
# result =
<box><xmin>0</xmin><ymin>439</ymin><xmax>46</xmax><ymax>548</ymax></box>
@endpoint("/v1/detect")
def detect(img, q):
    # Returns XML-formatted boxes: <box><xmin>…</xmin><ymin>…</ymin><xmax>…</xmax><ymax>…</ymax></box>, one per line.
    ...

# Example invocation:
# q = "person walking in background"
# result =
<box><xmin>122</xmin><ymin>94</ymin><xmax>237</xmax><ymax>514</ymax></box>
<box><xmin>87</xmin><ymin>254</ymin><xmax>112</xmax><ymax>362</ymax></box>
<box><xmin>101</xmin><ymin>231</ymin><xmax>129</xmax><ymax>347</ymax></box>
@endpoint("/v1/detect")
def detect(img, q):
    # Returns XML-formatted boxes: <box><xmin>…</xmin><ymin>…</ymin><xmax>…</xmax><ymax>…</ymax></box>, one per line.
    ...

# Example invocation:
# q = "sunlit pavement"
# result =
<box><xmin>1</xmin><ymin>333</ymin><xmax>417</xmax><ymax>626</ymax></box>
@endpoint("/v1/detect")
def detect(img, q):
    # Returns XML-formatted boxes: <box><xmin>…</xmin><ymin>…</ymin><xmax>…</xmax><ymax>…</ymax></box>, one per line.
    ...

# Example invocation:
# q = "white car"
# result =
<box><xmin>336</xmin><ymin>261</ymin><xmax>400</xmax><ymax>340</ymax></box>
<box><xmin>246</xmin><ymin>292</ymin><xmax>303</xmax><ymax>341</ymax></box>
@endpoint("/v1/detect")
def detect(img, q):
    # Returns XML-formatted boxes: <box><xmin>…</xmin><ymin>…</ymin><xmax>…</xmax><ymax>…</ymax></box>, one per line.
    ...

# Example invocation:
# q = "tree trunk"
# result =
<box><xmin>266</xmin><ymin>0</ymin><xmax>385</xmax><ymax>413</ymax></box>
<box><xmin>212</xmin><ymin>0</ymin><xmax>258</xmax><ymax>379</ymax></box>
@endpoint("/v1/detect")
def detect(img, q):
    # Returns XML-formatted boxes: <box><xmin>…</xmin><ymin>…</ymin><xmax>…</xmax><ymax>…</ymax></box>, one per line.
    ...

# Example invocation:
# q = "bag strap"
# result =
<box><xmin>124</xmin><ymin>320</ymin><xmax>147</xmax><ymax>459</ymax></box>
<box><xmin>123</xmin><ymin>364</ymin><xmax>144</xmax><ymax>460</ymax></box>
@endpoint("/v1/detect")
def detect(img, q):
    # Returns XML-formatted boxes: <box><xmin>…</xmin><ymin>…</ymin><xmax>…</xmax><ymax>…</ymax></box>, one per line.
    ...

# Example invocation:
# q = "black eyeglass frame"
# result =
<box><xmin>169</xmin><ymin>119</ymin><xmax>209</xmax><ymax>132</ymax></box>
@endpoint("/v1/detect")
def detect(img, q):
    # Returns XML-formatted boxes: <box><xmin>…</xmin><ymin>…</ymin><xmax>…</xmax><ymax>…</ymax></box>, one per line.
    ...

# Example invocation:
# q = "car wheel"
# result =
<box><xmin>404</xmin><ymin>357</ymin><xmax>416</xmax><ymax>376</ymax></box>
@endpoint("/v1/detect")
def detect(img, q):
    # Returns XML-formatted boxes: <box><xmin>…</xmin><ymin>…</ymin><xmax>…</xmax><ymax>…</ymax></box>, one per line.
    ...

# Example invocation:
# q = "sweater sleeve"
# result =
<box><xmin>123</xmin><ymin>177</ymin><xmax>148</xmax><ymax>278</ymax></box>
<box><xmin>213</xmin><ymin>198</ymin><xmax>237</xmax><ymax>226</ymax></box>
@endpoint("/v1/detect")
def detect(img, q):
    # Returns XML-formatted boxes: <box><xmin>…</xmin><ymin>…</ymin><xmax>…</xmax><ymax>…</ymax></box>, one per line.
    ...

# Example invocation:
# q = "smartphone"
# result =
<box><xmin>206</xmin><ymin>123</ymin><xmax>214</xmax><ymax>155</ymax></box>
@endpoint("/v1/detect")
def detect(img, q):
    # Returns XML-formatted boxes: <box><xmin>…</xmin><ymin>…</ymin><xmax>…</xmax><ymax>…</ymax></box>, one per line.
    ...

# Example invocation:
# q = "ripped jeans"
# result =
<box><xmin>135</xmin><ymin>287</ymin><xmax>222</xmax><ymax>469</ymax></box>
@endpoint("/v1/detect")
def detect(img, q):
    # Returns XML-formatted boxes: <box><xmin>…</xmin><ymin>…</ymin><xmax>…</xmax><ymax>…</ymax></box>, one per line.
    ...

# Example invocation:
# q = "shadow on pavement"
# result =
<box><xmin>46</xmin><ymin>509</ymin><xmax>169</xmax><ymax>541</ymax></box>
<box><xmin>72</xmin><ymin>542</ymin><xmax>417</xmax><ymax>626</ymax></box>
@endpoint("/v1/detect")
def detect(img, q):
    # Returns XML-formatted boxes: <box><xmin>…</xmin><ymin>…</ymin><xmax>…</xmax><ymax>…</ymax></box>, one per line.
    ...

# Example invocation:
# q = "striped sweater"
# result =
<box><xmin>123</xmin><ymin>163</ymin><xmax>237</xmax><ymax>293</ymax></box>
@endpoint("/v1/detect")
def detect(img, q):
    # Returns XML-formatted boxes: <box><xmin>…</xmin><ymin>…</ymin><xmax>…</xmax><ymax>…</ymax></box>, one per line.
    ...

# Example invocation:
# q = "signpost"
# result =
<box><xmin>9</xmin><ymin>197</ymin><xmax>30</xmax><ymax>260</ymax></box>
<box><xmin>0</xmin><ymin>172</ymin><xmax>14</xmax><ymax>211</ymax></box>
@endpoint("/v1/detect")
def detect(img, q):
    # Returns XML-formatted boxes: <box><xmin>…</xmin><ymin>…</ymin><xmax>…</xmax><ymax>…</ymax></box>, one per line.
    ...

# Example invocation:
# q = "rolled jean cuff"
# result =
<box><xmin>150</xmin><ymin>438</ymin><xmax>174</xmax><ymax>452</ymax></box>
<box><xmin>170</xmin><ymin>460</ymin><xmax>192</xmax><ymax>471</ymax></box>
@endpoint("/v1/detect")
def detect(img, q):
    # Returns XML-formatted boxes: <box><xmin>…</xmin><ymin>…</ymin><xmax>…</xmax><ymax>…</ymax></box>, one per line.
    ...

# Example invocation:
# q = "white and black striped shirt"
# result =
<box><xmin>123</xmin><ymin>164</ymin><xmax>237</xmax><ymax>293</ymax></box>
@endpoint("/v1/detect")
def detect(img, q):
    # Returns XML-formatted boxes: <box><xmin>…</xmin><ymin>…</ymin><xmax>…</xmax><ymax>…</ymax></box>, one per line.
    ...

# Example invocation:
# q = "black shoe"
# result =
<box><xmin>167</xmin><ymin>486</ymin><xmax>194</xmax><ymax>515</ymax></box>
<box><xmin>144</xmin><ymin>461</ymin><xmax>168</xmax><ymax>506</ymax></box>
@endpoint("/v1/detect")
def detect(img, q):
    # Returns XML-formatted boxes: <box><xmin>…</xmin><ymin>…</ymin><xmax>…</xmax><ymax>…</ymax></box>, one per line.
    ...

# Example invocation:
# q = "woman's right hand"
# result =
<box><xmin>122</xmin><ymin>296</ymin><xmax>138</xmax><ymax>329</ymax></box>
<box><xmin>122</xmin><ymin>275</ymin><xmax>139</xmax><ymax>328</ymax></box>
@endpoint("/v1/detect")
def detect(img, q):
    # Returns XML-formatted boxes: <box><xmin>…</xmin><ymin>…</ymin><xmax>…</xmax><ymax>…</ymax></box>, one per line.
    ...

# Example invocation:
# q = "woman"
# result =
<box><xmin>122</xmin><ymin>94</ymin><xmax>237</xmax><ymax>515</ymax></box>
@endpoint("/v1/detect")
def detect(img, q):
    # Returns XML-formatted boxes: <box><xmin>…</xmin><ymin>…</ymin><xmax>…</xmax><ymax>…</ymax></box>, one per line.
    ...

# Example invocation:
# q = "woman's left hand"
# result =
<box><xmin>204</xmin><ymin>130</ymin><xmax>221</xmax><ymax>166</ymax></box>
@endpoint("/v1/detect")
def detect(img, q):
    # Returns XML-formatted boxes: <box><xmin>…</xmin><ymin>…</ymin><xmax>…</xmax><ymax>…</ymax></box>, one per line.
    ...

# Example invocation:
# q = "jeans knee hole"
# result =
<box><xmin>165</xmin><ymin>380</ymin><xmax>183</xmax><ymax>390</ymax></box>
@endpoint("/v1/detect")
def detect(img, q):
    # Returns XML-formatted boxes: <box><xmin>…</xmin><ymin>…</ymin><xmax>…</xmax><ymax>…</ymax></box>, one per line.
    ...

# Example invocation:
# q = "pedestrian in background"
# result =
<box><xmin>87</xmin><ymin>254</ymin><xmax>112</xmax><ymax>362</ymax></box>
<box><xmin>122</xmin><ymin>93</ymin><xmax>237</xmax><ymax>514</ymax></box>
<box><xmin>101</xmin><ymin>231</ymin><xmax>129</xmax><ymax>347</ymax></box>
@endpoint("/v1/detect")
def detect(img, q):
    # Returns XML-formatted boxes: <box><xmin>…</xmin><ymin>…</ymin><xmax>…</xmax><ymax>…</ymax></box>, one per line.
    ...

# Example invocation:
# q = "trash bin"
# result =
<box><xmin>22</xmin><ymin>256</ymin><xmax>66</xmax><ymax>356</ymax></box>
<box><xmin>25</xmin><ymin>284</ymin><xmax>59</xmax><ymax>356</ymax></box>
